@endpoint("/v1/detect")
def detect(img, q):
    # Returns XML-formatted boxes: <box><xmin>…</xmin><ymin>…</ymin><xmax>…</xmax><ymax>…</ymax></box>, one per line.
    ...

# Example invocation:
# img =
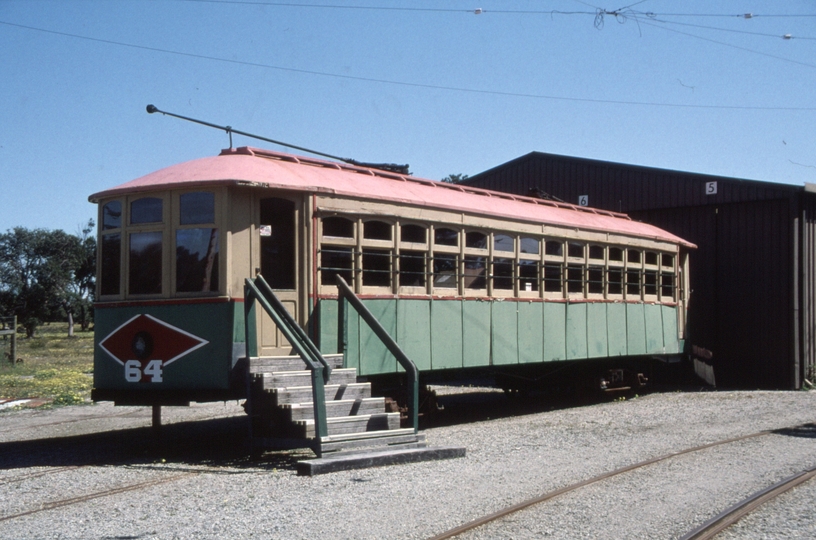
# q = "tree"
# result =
<box><xmin>0</xmin><ymin>223</ymin><xmax>96</xmax><ymax>337</ymax></box>
<box><xmin>440</xmin><ymin>173</ymin><xmax>469</xmax><ymax>184</ymax></box>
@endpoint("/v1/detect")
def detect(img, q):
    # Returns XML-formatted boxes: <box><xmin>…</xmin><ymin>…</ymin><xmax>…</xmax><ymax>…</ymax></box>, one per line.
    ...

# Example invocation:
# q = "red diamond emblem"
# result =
<box><xmin>99</xmin><ymin>315</ymin><xmax>208</xmax><ymax>383</ymax></box>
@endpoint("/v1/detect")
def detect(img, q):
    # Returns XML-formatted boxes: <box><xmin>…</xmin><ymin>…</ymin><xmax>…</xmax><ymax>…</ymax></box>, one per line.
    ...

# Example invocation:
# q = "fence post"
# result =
<box><xmin>11</xmin><ymin>316</ymin><xmax>16</xmax><ymax>365</ymax></box>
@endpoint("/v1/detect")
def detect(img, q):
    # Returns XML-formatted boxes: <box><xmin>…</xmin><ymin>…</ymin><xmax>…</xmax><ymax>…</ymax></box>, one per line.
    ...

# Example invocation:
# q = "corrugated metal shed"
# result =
<box><xmin>463</xmin><ymin>152</ymin><xmax>816</xmax><ymax>390</ymax></box>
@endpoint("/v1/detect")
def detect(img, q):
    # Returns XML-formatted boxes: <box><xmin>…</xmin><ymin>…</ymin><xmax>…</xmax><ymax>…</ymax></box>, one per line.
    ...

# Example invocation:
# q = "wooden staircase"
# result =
<box><xmin>247</xmin><ymin>353</ymin><xmax>444</xmax><ymax>473</ymax></box>
<box><xmin>242</xmin><ymin>275</ymin><xmax>465</xmax><ymax>475</ymax></box>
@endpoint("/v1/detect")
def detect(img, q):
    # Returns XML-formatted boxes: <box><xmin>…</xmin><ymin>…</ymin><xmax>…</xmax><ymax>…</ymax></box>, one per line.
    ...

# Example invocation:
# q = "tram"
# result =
<box><xmin>90</xmin><ymin>145</ymin><xmax>694</xmax><ymax>412</ymax></box>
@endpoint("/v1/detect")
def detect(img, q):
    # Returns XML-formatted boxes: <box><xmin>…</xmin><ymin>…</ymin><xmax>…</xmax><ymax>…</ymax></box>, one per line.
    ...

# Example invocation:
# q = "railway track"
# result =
<box><xmin>679</xmin><ymin>465</ymin><xmax>816</xmax><ymax>540</ymax></box>
<box><xmin>0</xmin><ymin>471</ymin><xmax>197</xmax><ymax>523</ymax></box>
<box><xmin>429</xmin><ymin>423</ymin><xmax>815</xmax><ymax>540</ymax></box>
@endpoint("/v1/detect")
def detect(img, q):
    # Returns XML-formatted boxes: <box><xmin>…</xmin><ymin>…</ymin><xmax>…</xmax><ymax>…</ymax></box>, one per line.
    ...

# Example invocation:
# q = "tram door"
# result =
<box><xmin>257</xmin><ymin>197</ymin><xmax>300</xmax><ymax>356</ymax></box>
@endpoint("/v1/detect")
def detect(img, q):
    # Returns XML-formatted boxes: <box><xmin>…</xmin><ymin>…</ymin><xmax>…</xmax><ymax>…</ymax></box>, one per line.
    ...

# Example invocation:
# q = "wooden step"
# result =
<box><xmin>248</xmin><ymin>354</ymin><xmax>344</xmax><ymax>374</ymax></box>
<box><xmin>285</xmin><ymin>397</ymin><xmax>386</xmax><ymax>420</ymax></box>
<box><xmin>258</xmin><ymin>368</ymin><xmax>358</xmax><ymax>390</ymax></box>
<box><xmin>272</xmin><ymin>383</ymin><xmax>372</xmax><ymax>405</ymax></box>
<box><xmin>319</xmin><ymin>430</ymin><xmax>427</xmax><ymax>454</ymax></box>
<box><xmin>297</xmin><ymin>444</ymin><xmax>467</xmax><ymax>476</ymax></box>
<box><xmin>295</xmin><ymin>412</ymin><xmax>400</xmax><ymax>438</ymax></box>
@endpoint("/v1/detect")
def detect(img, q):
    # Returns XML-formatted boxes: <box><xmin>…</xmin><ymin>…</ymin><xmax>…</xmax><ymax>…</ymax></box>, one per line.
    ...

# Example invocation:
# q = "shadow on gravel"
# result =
<box><xmin>0</xmin><ymin>384</ymin><xmax>715</xmax><ymax>474</ymax></box>
<box><xmin>422</xmin><ymin>383</ymin><xmax>715</xmax><ymax>428</ymax></box>
<box><xmin>773</xmin><ymin>423</ymin><xmax>816</xmax><ymax>439</ymax></box>
<box><xmin>0</xmin><ymin>415</ymin><xmax>311</xmax><ymax>473</ymax></box>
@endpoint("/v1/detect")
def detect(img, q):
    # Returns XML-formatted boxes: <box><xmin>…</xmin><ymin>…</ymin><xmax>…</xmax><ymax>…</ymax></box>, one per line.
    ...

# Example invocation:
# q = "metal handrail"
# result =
<box><xmin>244</xmin><ymin>276</ymin><xmax>329</xmax><ymax>442</ymax></box>
<box><xmin>253</xmin><ymin>275</ymin><xmax>332</xmax><ymax>378</ymax></box>
<box><xmin>335</xmin><ymin>275</ymin><xmax>419</xmax><ymax>433</ymax></box>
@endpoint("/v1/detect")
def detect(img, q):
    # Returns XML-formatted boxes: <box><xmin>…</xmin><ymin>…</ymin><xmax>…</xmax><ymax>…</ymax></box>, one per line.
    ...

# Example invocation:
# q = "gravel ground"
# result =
<box><xmin>2</xmin><ymin>389</ymin><xmax>816</xmax><ymax>539</ymax></box>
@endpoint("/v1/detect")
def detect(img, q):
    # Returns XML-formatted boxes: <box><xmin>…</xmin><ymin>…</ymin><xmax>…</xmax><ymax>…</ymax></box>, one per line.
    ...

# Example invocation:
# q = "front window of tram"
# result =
<box><xmin>129</xmin><ymin>197</ymin><xmax>163</xmax><ymax>295</ymax></box>
<box><xmin>176</xmin><ymin>192</ymin><xmax>219</xmax><ymax>293</ymax></box>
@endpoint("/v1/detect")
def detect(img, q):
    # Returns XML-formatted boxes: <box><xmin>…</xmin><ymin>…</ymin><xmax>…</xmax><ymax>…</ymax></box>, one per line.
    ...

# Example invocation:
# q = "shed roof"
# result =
<box><xmin>89</xmin><ymin>147</ymin><xmax>694</xmax><ymax>248</ymax></box>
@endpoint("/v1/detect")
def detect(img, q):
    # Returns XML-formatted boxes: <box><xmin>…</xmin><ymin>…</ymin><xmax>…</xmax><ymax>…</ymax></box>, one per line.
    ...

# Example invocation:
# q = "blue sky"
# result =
<box><xmin>1</xmin><ymin>0</ymin><xmax>814</xmax><ymax>234</ymax></box>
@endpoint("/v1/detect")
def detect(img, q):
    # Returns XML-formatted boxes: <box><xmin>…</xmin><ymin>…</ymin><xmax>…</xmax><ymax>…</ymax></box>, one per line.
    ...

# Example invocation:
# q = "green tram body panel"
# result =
<box><xmin>93</xmin><ymin>301</ymin><xmax>245</xmax><ymax>392</ymax></box>
<box><xmin>317</xmin><ymin>298</ymin><xmax>682</xmax><ymax>377</ymax></box>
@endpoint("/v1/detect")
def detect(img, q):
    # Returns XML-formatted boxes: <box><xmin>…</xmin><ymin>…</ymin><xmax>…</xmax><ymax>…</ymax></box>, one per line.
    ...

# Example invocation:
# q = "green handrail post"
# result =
<box><xmin>244</xmin><ymin>277</ymin><xmax>329</xmax><ymax>448</ymax></box>
<box><xmin>335</xmin><ymin>276</ymin><xmax>419</xmax><ymax>433</ymax></box>
<box><xmin>253</xmin><ymin>275</ymin><xmax>331</xmax><ymax>381</ymax></box>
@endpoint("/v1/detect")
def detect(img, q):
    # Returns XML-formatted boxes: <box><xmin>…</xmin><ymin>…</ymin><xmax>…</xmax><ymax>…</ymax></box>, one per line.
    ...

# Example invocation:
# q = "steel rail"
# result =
<box><xmin>0</xmin><ymin>472</ymin><xmax>196</xmax><ymax>522</ymax></box>
<box><xmin>0</xmin><ymin>465</ymin><xmax>82</xmax><ymax>486</ymax></box>
<box><xmin>679</xmin><ymin>465</ymin><xmax>816</xmax><ymax>540</ymax></box>
<box><xmin>428</xmin><ymin>426</ymin><xmax>800</xmax><ymax>540</ymax></box>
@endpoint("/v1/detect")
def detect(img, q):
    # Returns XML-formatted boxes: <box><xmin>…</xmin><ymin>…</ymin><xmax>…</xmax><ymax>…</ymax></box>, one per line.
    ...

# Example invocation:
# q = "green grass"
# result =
<box><xmin>0</xmin><ymin>323</ymin><xmax>94</xmax><ymax>405</ymax></box>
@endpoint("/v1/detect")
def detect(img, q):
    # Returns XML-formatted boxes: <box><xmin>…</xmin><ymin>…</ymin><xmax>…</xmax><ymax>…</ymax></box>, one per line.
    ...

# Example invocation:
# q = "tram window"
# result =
<box><xmin>494</xmin><ymin>234</ymin><xmax>514</xmax><ymax>253</ymax></box>
<box><xmin>401</xmin><ymin>224</ymin><xmax>426</xmax><ymax>244</ymax></box>
<box><xmin>608</xmin><ymin>268</ymin><xmax>623</xmax><ymax>295</ymax></box>
<box><xmin>322</xmin><ymin>217</ymin><xmax>354</xmax><ymax>238</ymax></box>
<box><xmin>363</xmin><ymin>221</ymin><xmax>392</xmax><ymax>241</ymax></box>
<box><xmin>568</xmin><ymin>242</ymin><xmax>584</xmax><ymax>259</ymax></box>
<box><xmin>180</xmin><ymin>192</ymin><xmax>215</xmax><ymax>225</ymax></box>
<box><xmin>626</xmin><ymin>269</ymin><xmax>641</xmax><ymax>297</ymax></box>
<box><xmin>362</xmin><ymin>249</ymin><xmax>392</xmax><ymax>287</ymax></box>
<box><xmin>130</xmin><ymin>197</ymin><xmax>163</xmax><ymax>225</ymax></box>
<box><xmin>609</xmin><ymin>247</ymin><xmax>623</xmax><ymax>262</ymax></box>
<box><xmin>628</xmin><ymin>249</ymin><xmax>641</xmax><ymax>264</ymax></box>
<box><xmin>644</xmin><ymin>270</ymin><xmax>658</xmax><ymax>296</ymax></box>
<box><xmin>102</xmin><ymin>201</ymin><xmax>122</xmax><ymax>230</ymax></box>
<box><xmin>543</xmin><ymin>262</ymin><xmax>563</xmax><ymax>292</ymax></box>
<box><xmin>398</xmin><ymin>251</ymin><xmax>425</xmax><ymax>287</ymax></box>
<box><xmin>588</xmin><ymin>266</ymin><xmax>604</xmax><ymax>294</ymax></box>
<box><xmin>493</xmin><ymin>258</ymin><xmax>514</xmax><ymax>290</ymax></box>
<box><xmin>661</xmin><ymin>254</ymin><xmax>675</xmax><ymax>268</ymax></box>
<box><xmin>589</xmin><ymin>245</ymin><xmax>604</xmax><ymax>260</ymax></box>
<box><xmin>520</xmin><ymin>237</ymin><xmax>540</xmax><ymax>255</ymax></box>
<box><xmin>432</xmin><ymin>254</ymin><xmax>458</xmax><ymax>288</ymax></box>
<box><xmin>661</xmin><ymin>273</ymin><xmax>676</xmax><ymax>299</ymax></box>
<box><xmin>320</xmin><ymin>247</ymin><xmax>353</xmax><ymax>285</ymax></box>
<box><xmin>566</xmin><ymin>264</ymin><xmax>584</xmax><ymax>293</ymax></box>
<box><xmin>129</xmin><ymin>232</ymin><xmax>162</xmax><ymax>295</ymax></box>
<box><xmin>176</xmin><ymin>228</ymin><xmax>219</xmax><ymax>293</ymax></box>
<box><xmin>545</xmin><ymin>241</ymin><xmax>563</xmax><ymax>257</ymax></box>
<box><xmin>519</xmin><ymin>260</ymin><xmax>538</xmax><ymax>292</ymax></box>
<box><xmin>466</xmin><ymin>232</ymin><xmax>487</xmax><ymax>249</ymax></box>
<box><xmin>464</xmin><ymin>256</ymin><xmax>486</xmax><ymax>289</ymax></box>
<box><xmin>645</xmin><ymin>251</ymin><xmax>658</xmax><ymax>266</ymax></box>
<box><xmin>434</xmin><ymin>228</ymin><xmax>459</xmax><ymax>247</ymax></box>
<box><xmin>100</xmin><ymin>233</ymin><xmax>121</xmax><ymax>295</ymax></box>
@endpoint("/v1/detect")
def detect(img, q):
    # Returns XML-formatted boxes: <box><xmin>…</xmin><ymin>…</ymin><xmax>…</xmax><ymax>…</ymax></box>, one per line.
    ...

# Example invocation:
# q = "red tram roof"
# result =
<box><xmin>89</xmin><ymin>147</ymin><xmax>695</xmax><ymax>248</ymax></box>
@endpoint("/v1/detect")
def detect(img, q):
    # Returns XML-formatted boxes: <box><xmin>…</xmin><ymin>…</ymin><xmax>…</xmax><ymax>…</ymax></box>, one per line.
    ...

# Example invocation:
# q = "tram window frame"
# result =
<box><xmin>397</xmin><ymin>222</ymin><xmax>428</xmax><ymax>294</ymax></box>
<box><xmin>125</xmin><ymin>193</ymin><xmax>168</xmax><ymax>298</ymax></box>
<box><xmin>360</xmin><ymin>219</ymin><xmax>395</xmax><ymax>293</ymax></box>
<box><xmin>660</xmin><ymin>252</ymin><xmax>677</xmax><ymax>302</ymax></box>
<box><xmin>431</xmin><ymin>226</ymin><xmax>460</xmax><ymax>294</ymax></box>
<box><xmin>643</xmin><ymin>251</ymin><xmax>659</xmax><ymax>300</ymax></box>
<box><xmin>518</xmin><ymin>237</ymin><xmax>541</xmax><ymax>297</ymax></box>
<box><xmin>586</xmin><ymin>244</ymin><xmax>606</xmax><ymax>299</ymax></box>
<box><xmin>543</xmin><ymin>239</ymin><xmax>565</xmax><ymax>298</ymax></box>
<box><xmin>174</xmin><ymin>190</ymin><xmax>221</xmax><ymax>296</ymax></box>
<box><xmin>565</xmin><ymin>242</ymin><xmax>586</xmax><ymax>298</ymax></box>
<box><xmin>463</xmin><ymin>230</ymin><xmax>488</xmax><ymax>295</ymax></box>
<box><xmin>607</xmin><ymin>246</ymin><xmax>624</xmax><ymax>300</ymax></box>
<box><xmin>99</xmin><ymin>199</ymin><xmax>124</xmax><ymax>298</ymax></box>
<box><xmin>318</xmin><ymin>216</ymin><xmax>358</xmax><ymax>293</ymax></box>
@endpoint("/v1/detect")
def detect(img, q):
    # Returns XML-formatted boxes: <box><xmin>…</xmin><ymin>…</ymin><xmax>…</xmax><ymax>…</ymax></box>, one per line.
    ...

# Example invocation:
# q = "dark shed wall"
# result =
<box><xmin>464</xmin><ymin>153</ymin><xmax>808</xmax><ymax>389</ymax></box>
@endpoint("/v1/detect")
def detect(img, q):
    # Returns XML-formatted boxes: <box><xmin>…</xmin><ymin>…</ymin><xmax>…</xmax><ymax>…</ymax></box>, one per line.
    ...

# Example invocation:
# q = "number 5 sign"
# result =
<box><xmin>705</xmin><ymin>181</ymin><xmax>718</xmax><ymax>195</ymax></box>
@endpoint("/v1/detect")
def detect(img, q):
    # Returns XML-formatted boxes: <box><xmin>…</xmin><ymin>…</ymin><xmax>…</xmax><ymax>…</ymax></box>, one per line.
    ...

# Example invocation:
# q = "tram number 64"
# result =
<box><xmin>124</xmin><ymin>360</ymin><xmax>163</xmax><ymax>383</ymax></box>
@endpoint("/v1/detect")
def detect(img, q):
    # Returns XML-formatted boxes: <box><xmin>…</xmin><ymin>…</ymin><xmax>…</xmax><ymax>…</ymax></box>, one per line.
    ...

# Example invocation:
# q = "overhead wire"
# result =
<box><xmin>1</xmin><ymin>3</ymin><xmax>815</xmax><ymax>111</ymax></box>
